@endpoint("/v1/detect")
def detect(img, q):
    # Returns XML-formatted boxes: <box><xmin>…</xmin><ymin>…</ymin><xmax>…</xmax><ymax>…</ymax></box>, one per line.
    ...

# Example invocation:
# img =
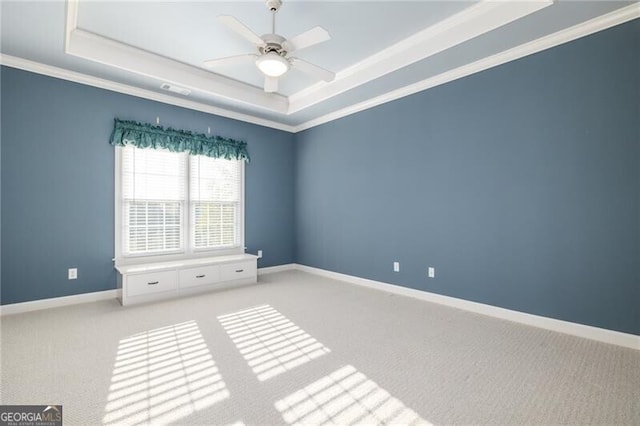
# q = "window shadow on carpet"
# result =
<box><xmin>219</xmin><ymin>304</ymin><xmax>430</xmax><ymax>425</ymax></box>
<box><xmin>275</xmin><ymin>364</ymin><xmax>431</xmax><ymax>425</ymax></box>
<box><xmin>102</xmin><ymin>320</ymin><xmax>229</xmax><ymax>425</ymax></box>
<box><xmin>218</xmin><ymin>304</ymin><xmax>331</xmax><ymax>381</ymax></box>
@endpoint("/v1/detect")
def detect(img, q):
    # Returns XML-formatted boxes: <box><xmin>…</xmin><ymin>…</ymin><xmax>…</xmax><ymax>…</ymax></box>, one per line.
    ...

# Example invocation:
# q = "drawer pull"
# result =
<box><xmin>147</xmin><ymin>281</ymin><xmax>159</xmax><ymax>285</ymax></box>
<box><xmin>235</xmin><ymin>269</ymin><xmax>244</xmax><ymax>273</ymax></box>
<box><xmin>196</xmin><ymin>274</ymin><xmax>206</xmax><ymax>278</ymax></box>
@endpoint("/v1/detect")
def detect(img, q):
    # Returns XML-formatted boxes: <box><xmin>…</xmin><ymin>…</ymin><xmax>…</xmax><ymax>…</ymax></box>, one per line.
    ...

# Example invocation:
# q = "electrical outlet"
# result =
<box><xmin>68</xmin><ymin>268</ymin><xmax>78</xmax><ymax>280</ymax></box>
<box><xmin>393</xmin><ymin>262</ymin><xmax>400</xmax><ymax>272</ymax></box>
<box><xmin>428</xmin><ymin>267</ymin><xmax>435</xmax><ymax>278</ymax></box>
<box><xmin>257</xmin><ymin>250</ymin><xmax>263</xmax><ymax>259</ymax></box>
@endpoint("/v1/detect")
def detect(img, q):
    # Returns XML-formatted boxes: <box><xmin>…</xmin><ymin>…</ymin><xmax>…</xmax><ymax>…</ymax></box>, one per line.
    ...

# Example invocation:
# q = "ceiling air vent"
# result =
<box><xmin>160</xmin><ymin>83</ymin><xmax>190</xmax><ymax>96</ymax></box>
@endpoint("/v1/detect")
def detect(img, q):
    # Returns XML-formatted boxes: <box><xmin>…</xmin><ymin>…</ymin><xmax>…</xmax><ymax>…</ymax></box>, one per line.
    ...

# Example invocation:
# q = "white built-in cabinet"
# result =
<box><xmin>115</xmin><ymin>254</ymin><xmax>258</xmax><ymax>306</ymax></box>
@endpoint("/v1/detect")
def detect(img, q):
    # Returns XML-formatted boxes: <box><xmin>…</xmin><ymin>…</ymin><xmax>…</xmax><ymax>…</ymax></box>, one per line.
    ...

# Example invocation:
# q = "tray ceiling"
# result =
<box><xmin>1</xmin><ymin>1</ymin><xmax>638</xmax><ymax>132</ymax></box>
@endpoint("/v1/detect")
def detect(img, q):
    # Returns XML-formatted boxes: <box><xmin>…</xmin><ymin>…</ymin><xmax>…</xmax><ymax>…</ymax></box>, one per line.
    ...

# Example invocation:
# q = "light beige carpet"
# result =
<box><xmin>1</xmin><ymin>270</ymin><xmax>639</xmax><ymax>425</ymax></box>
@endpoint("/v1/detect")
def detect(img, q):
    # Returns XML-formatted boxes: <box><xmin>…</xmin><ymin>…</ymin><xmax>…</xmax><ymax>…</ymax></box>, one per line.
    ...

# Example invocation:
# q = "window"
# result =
<box><xmin>117</xmin><ymin>146</ymin><xmax>243</xmax><ymax>259</ymax></box>
<box><xmin>190</xmin><ymin>155</ymin><xmax>241</xmax><ymax>250</ymax></box>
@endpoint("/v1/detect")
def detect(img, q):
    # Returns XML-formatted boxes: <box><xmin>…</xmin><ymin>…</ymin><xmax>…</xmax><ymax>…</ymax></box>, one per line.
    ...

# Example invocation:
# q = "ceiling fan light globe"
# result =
<box><xmin>256</xmin><ymin>52</ymin><xmax>289</xmax><ymax>77</ymax></box>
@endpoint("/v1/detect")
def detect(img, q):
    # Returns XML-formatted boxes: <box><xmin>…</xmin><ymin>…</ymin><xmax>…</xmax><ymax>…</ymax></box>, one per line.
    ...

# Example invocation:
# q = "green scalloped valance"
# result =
<box><xmin>109</xmin><ymin>119</ymin><xmax>250</xmax><ymax>162</ymax></box>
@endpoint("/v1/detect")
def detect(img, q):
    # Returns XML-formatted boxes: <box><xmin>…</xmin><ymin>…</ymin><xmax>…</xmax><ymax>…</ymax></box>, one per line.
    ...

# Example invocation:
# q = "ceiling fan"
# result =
<box><xmin>203</xmin><ymin>0</ymin><xmax>335</xmax><ymax>93</ymax></box>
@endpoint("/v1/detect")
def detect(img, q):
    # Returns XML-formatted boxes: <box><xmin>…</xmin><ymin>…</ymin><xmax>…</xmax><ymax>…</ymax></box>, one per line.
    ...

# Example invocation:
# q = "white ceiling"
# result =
<box><xmin>1</xmin><ymin>1</ymin><xmax>638</xmax><ymax>132</ymax></box>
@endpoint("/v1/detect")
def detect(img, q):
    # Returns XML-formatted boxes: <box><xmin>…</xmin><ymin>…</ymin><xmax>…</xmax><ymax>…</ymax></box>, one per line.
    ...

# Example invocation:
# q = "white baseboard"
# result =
<box><xmin>258</xmin><ymin>263</ymin><xmax>297</xmax><ymax>275</ymax></box>
<box><xmin>293</xmin><ymin>264</ymin><xmax>640</xmax><ymax>351</ymax></box>
<box><xmin>0</xmin><ymin>289</ymin><xmax>120</xmax><ymax>316</ymax></box>
<box><xmin>4</xmin><ymin>263</ymin><xmax>637</xmax><ymax>351</ymax></box>
<box><xmin>0</xmin><ymin>264</ymin><xmax>296</xmax><ymax>315</ymax></box>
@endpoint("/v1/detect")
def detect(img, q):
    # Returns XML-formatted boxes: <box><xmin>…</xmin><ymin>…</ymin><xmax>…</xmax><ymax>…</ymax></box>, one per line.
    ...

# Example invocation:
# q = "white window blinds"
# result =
<box><xmin>190</xmin><ymin>156</ymin><xmax>241</xmax><ymax>249</ymax></box>
<box><xmin>118</xmin><ymin>145</ymin><xmax>243</xmax><ymax>258</ymax></box>
<box><xmin>121</xmin><ymin>146</ymin><xmax>187</xmax><ymax>255</ymax></box>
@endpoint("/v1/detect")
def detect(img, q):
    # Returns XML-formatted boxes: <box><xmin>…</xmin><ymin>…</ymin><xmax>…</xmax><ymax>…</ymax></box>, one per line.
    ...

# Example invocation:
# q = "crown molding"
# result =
<box><xmin>63</xmin><ymin>0</ymin><xmax>551</xmax><ymax>117</ymax></box>
<box><xmin>66</xmin><ymin>29</ymin><xmax>289</xmax><ymax>114</ymax></box>
<box><xmin>293</xmin><ymin>2</ymin><xmax>640</xmax><ymax>132</ymax></box>
<box><xmin>64</xmin><ymin>0</ymin><xmax>78</xmax><ymax>52</ymax></box>
<box><xmin>0</xmin><ymin>54</ymin><xmax>296</xmax><ymax>133</ymax></box>
<box><xmin>287</xmin><ymin>0</ymin><xmax>553</xmax><ymax>114</ymax></box>
<box><xmin>65</xmin><ymin>0</ymin><xmax>288</xmax><ymax>114</ymax></box>
<box><xmin>4</xmin><ymin>2</ymin><xmax>638</xmax><ymax>134</ymax></box>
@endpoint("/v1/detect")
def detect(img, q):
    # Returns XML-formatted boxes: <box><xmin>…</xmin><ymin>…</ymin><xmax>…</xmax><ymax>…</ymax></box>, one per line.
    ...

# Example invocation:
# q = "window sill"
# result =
<box><xmin>115</xmin><ymin>253</ymin><xmax>258</xmax><ymax>275</ymax></box>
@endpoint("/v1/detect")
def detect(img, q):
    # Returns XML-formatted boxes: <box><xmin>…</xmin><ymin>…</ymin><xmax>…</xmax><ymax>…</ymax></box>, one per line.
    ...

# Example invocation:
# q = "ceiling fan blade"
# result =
<box><xmin>203</xmin><ymin>54</ymin><xmax>258</xmax><ymax>68</ymax></box>
<box><xmin>282</xmin><ymin>26</ymin><xmax>330</xmax><ymax>53</ymax></box>
<box><xmin>290</xmin><ymin>58</ymin><xmax>335</xmax><ymax>82</ymax></box>
<box><xmin>264</xmin><ymin>76</ymin><xmax>279</xmax><ymax>93</ymax></box>
<box><xmin>218</xmin><ymin>15</ymin><xmax>264</xmax><ymax>46</ymax></box>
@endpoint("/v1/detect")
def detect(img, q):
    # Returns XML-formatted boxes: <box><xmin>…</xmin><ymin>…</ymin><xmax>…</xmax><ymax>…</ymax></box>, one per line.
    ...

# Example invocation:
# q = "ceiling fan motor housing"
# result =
<box><xmin>260</xmin><ymin>34</ymin><xmax>287</xmax><ymax>56</ymax></box>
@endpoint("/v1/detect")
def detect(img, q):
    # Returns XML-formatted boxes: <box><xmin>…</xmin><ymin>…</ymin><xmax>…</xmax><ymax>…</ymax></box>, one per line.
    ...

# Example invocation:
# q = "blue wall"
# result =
<box><xmin>295</xmin><ymin>20</ymin><xmax>639</xmax><ymax>335</ymax></box>
<box><xmin>1</xmin><ymin>20</ymin><xmax>638</xmax><ymax>336</ymax></box>
<box><xmin>1</xmin><ymin>67</ymin><xmax>295</xmax><ymax>304</ymax></box>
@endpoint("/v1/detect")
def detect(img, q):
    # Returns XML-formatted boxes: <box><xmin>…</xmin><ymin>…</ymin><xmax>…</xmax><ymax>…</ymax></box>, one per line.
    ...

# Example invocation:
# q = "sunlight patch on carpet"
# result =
<box><xmin>275</xmin><ymin>365</ymin><xmax>431</xmax><ymax>425</ymax></box>
<box><xmin>218</xmin><ymin>305</ymin><xmax>330</xmax><ymax>381</ymax></box>
<box><xmin>102</xmin><ymin>320</ymin><xmax>229</xmax><ymax>425</ymax></box>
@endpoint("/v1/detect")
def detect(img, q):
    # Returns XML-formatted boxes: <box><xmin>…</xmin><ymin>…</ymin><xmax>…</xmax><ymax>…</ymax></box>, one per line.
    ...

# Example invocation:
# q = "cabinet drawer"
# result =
<box><xmin>127</xmin><ymin>270</ymin><xmax>177</xmax><ymax>297</ymax></box>
<box><xmin>219</xmin><ymin>260</ymin><xmax>256</xmax><ymax>281</ymax></box>
<box><xmin>179</xmin><ymin>265</ymin><xmax>220</xmax><ymax>289</ymax></box>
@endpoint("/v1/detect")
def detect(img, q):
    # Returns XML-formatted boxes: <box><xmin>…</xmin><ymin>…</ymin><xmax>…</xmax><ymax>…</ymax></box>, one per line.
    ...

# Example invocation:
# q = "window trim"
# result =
<box><xmin>114</xmin><ymin>146</ymin><xmax>245</xmax><ymax>266</ymax></box>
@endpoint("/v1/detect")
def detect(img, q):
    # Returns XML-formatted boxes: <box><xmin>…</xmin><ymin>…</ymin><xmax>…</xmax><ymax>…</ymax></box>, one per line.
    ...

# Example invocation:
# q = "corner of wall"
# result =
<box><xmin>291</xmin><ymin>130</ymin><xmax>301</xmax><ymax>264</ymax></box>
